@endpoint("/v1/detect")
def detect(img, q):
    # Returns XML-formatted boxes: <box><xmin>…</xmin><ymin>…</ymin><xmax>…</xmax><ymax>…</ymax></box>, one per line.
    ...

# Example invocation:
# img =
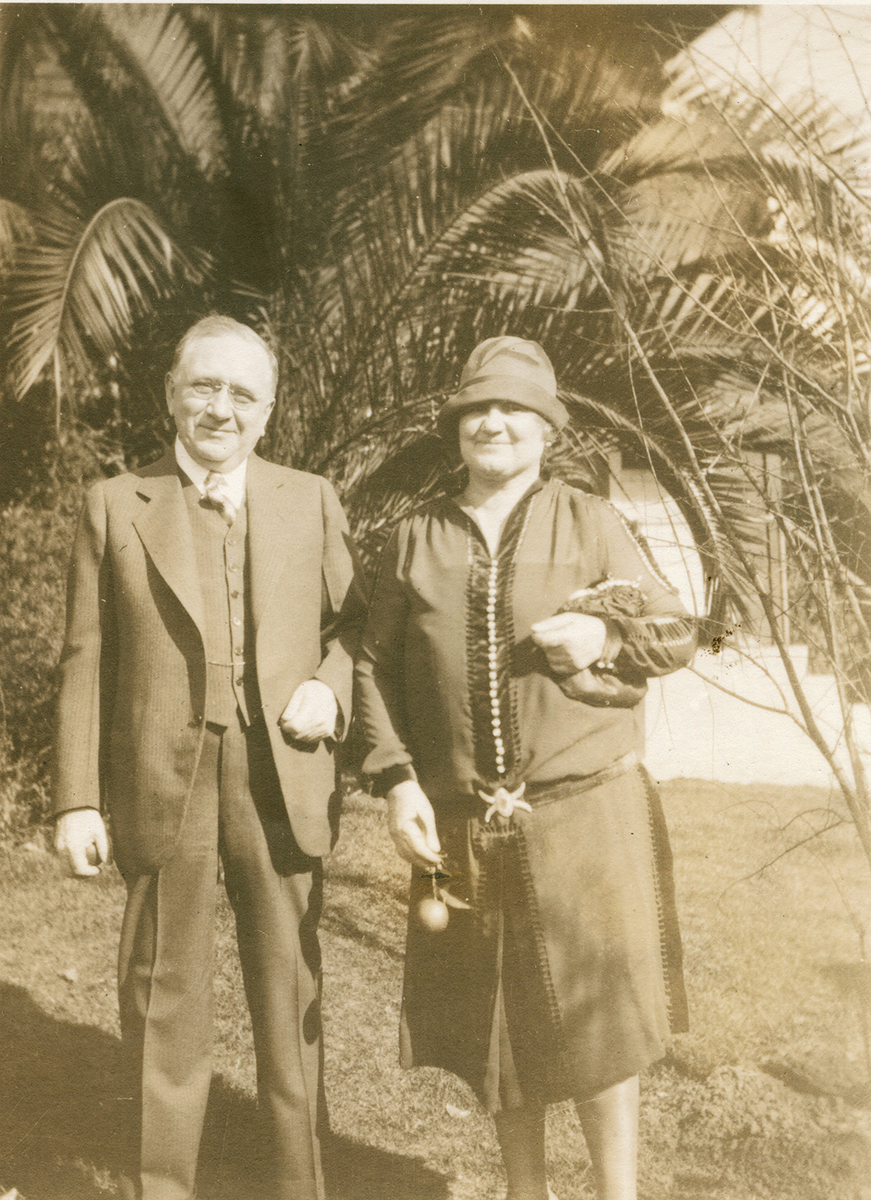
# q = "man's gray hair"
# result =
<box><xmin>170</xmin><ymin>315</ymin><xmax>279</xmax><ymax>394</ymax></box>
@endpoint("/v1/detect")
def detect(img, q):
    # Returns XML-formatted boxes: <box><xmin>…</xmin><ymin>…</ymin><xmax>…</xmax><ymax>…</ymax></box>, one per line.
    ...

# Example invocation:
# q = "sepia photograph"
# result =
<box><xmin>0</xmin><ymin>4</ymin><xmax>869</xmax><ymax>1199</ymax></box>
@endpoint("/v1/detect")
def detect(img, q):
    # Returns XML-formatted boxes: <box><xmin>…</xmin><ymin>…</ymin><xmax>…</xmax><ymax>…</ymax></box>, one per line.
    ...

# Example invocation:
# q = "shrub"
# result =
<box><xmin>0</xmin><ymin>496</ymin><xmax>81</xmax><ymax>840</ymax></box>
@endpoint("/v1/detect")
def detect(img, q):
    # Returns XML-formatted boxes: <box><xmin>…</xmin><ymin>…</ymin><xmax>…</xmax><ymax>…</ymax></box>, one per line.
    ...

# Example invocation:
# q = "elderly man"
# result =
<box><xmin>52</xmin><ymin>316</ymin><xmax>362</xmax><ymax>1200</ymax></box>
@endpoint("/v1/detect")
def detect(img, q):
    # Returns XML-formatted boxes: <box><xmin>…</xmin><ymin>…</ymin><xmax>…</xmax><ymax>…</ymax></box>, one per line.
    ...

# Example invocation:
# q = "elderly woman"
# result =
<box><xmin>355</xmin><ymin>338</ymin><xmax>696</xmax><ymax>1200</ymax></box>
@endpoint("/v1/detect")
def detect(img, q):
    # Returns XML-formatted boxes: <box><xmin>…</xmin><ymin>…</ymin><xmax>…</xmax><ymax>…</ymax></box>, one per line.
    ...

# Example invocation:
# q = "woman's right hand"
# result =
<box><xmin>386</xmin><ymin>780</ymin><xmax>442</xmax><ymax>869</ymax></box>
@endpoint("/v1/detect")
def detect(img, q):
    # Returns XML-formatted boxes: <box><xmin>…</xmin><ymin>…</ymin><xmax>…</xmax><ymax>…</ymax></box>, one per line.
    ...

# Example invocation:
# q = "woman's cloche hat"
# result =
<box><xmin>437</xmin><ymin>337</ymin><xmax>569</xmax><ymax>435</ymax></box>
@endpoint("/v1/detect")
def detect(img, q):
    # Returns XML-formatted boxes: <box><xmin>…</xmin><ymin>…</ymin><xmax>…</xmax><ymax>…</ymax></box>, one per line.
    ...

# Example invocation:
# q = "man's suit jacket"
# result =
<box><xmin>53</xmin><ymin>450</ymin><xmax>363</xmax><ymax>873</ymax></box>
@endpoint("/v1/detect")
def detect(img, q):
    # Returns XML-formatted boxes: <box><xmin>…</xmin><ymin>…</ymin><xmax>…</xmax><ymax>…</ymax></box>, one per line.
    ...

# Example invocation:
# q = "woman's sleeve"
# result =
<box><xmin>596</xmin><ymin>500</ymin><xmax>697</xmax><ymax>677</ymax></box>
<box><xmin>353</xmin><ymin>526</ymin><xmax>418</xmax><ymax>794</ymax></box>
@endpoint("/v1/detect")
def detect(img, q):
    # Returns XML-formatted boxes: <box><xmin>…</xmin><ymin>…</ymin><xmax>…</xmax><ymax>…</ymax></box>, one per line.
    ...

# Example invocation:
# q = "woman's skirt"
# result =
<box><xmin>399</xmin><ymin>761</ymin><xmax>688</xmax><ymax>1111</ymax></box>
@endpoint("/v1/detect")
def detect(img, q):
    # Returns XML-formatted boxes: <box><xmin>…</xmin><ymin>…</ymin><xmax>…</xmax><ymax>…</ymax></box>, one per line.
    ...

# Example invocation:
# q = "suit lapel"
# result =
<box><xmin>247</xmin><ymin>455</ymin><xmax>305</xmax><ymax>630</ymax></box>
<box><xmin>132</xmin><ymin>452</ymin><xmax>205</xmax><ymax>638</ymax></box>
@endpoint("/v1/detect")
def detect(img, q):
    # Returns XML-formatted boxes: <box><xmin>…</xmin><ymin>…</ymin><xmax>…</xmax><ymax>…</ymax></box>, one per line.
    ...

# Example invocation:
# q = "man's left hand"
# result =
<box><xmin>530</xmin><ymin>612</ymin><xmax>608</xmax><ymax>674</ymax></box>
<box><xmin>279</xmin><ymin>680</ymin><xmax>339</xmax><ymax>742</ymax></box>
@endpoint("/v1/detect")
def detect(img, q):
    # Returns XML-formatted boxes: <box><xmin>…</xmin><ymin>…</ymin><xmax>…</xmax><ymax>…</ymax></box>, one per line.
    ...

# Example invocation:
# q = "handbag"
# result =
<box><xmin>553</xmin><ymin>578</ymin><xmax>648</xmax><ymax>708</ymax></box>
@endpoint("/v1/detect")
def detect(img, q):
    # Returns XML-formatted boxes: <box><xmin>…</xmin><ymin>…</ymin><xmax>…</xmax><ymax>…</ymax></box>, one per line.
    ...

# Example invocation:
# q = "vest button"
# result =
<box><xmin>231</xmin><ymin>590</ymin><xmax>240</xmax><ymax>598</ymax></box>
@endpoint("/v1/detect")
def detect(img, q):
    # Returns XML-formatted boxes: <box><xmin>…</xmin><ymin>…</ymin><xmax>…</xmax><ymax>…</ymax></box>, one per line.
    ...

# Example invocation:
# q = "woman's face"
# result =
<box><xmin>457</xmin><ymin>402</ymin><xmax>550</xmax><ymax>483</ymax></box>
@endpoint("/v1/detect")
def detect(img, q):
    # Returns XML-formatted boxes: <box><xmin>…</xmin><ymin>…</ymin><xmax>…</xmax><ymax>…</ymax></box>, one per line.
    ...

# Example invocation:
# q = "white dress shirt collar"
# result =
<box><xmin>173</xmin><ymin>437</ymin><xmax>248</xmax><ymax>510</ymax></box>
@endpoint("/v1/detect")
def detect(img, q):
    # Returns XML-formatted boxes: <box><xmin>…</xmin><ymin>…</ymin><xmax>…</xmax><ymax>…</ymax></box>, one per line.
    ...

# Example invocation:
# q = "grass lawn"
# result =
<box><xmin>1</xmin><ymin>778</ymin><xmax>869</xmax><ymax>1200</ymax></box>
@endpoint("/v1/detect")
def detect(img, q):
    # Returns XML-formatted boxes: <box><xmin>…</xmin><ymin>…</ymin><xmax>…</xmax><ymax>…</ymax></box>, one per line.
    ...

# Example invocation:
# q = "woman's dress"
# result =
<box><xmin>355</xmin><ymin>477</ymin><xmax>696</xmax><ymax>1108</ymax></box>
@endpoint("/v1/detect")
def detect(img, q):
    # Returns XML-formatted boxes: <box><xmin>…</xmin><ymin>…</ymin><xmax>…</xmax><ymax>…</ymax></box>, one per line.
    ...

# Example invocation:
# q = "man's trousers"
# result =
<box><xmin>116</xmin><ymin>717</ymin><xmax>327</xmax><ymax>1200</ymax></box>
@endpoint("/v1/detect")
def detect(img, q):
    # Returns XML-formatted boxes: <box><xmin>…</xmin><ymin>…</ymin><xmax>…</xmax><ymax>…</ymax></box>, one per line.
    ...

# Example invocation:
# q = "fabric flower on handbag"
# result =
<box><xmin>558</xmin><ymin>577</ymin><xmax>645</xmax><ymax>620</ymax></box>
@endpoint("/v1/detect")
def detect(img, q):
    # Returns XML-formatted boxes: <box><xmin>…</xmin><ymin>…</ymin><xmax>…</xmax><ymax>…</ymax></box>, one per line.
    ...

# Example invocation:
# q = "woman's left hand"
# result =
<box><xmin>530</xmin><ymin>612</ymin><xmax>608</xmax><ymax>674</ymax></box>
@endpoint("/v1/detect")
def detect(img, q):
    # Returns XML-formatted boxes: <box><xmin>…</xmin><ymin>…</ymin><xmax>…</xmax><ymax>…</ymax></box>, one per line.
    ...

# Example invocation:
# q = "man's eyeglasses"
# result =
<box><xmin>181</xmin><ymin>378</ymin><xmax>263</xmax><ymax>409</ymax></box>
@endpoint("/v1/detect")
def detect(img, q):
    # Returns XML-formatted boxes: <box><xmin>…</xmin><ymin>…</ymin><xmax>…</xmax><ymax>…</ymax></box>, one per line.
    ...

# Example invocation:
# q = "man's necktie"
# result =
<box><xmin>202</xmin><ymin>472</ymin><xmax>238</xmax><ymax>526</ymax></box>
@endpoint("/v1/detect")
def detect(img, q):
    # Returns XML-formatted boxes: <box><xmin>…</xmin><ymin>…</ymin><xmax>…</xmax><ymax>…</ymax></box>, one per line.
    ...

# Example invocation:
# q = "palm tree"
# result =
<box><xmin>261</xmin><ymin>8</ymin><xmax>740</xmax><ymax>548</ymax></box>
<box><xmin>258</xmin><ymin>7</ymin><xmax>777</xmax><ymax>616</ymax></box>
<box><xmin>5</xmin><ymin>3</ymin><xmax>855</xmax><ymax>642</ymax></box>
<box><xmin>3</xmin><ymin>1</ymin><xmax>809</xmax><ymax>635</ymax></box>
<box><xmin>0</xmin><ymin>3</ymin><xmax>371</xmax><ymax>441</ymax></box>
<box><xmin>0</xmin><ymin>3</ymin><xmax>780</xmax><ymax>587</ymax></box>
<box><xmin>0</xmin><ymin>5</ymin><xmax>735</xmax><ymax>451</ymax></box>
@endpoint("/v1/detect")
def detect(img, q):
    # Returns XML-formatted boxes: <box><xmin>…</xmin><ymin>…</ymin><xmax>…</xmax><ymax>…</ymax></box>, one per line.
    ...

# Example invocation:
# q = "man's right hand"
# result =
<box><xmin>53</xmin><ymin>809</ymin><xmax>110</xmax><ymax>877</ymax></box>
<box><xmin>386</xmin><ymin>780</ymin><xmax>442</xmax><ymax>869</ymax></box>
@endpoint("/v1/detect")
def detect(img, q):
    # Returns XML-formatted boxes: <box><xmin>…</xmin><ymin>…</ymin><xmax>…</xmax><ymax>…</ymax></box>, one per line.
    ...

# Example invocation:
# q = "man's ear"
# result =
<box><xmin>164</xmin><ymin>372</ymin><xmax>175</xmax><ymax>412</ymax></box>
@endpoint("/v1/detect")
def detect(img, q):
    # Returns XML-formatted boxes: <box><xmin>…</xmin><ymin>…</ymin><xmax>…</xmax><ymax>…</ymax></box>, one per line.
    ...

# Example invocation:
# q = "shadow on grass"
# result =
<box><xmin>0</xmin><ymin>981</ymin><xmax>125</xmax><ymax>1199</ymax></box>
<box><xmin>0</xmin><ymin>983</ymin><xmax>448</xmax><ymax>1200</ymax></box>
<box><xmin>323</xmin><ymin>1139</ymin><xmax>448</xmax><ymax>1200</ymax></box>
<box><xmin>321</xmin><ymin>902</ymin><xmax>405</xmax><ymax>961</ymax></box>
<box><xmin>758</xmin><ymin>961</ymin><xmax>871</xmax><ymax>1110</ymax></box>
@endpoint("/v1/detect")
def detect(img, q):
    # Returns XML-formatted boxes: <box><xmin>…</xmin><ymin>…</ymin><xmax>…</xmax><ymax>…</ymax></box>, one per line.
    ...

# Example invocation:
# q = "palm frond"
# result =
<box><xmin>85</xmin><ymin>3</ymin><xmax>229</xmax><ymax>181</ymax></box>
<box><xmin>551</xmin><ymin>385</ymin><xmax>767</xmax><ymax>629</ymax></box>
<box><xmin>6</xmin><ymin>198</ymin><xmax>201</xmax><ymax>402</ymax></box>
<box><xmin>0</xmin><ymin>6</ymin><xmax>52</xmax><ymax>147</ymax></box>
<box><xmin>665</xmin><ymin>35</ymin><xmax>871</xmax><ymax>204</ymax></box>
<box><xmin>346</xmin><ymin>434</ymin><xmax>460</xmax><ymax>567</ymax></box>
<box><xmin>0</xmin><ymin>198</ymin><xmax>34</xmax><ymax>271</ymax></box>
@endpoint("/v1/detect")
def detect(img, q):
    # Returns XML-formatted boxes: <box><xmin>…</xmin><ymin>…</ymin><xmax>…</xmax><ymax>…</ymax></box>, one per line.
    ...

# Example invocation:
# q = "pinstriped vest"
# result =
<box><xmin>183</xmin><ymin>482</ymin><xmax>259</xmax><ymax>726</ymax></box>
